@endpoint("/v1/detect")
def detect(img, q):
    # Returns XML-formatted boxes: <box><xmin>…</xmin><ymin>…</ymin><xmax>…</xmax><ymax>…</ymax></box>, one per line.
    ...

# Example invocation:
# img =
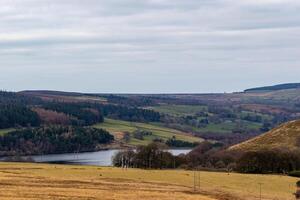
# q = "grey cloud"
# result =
<box><xmin>0</xmin><ymin>0</ymin><xmax>299</xmax><ymax>92</ymax></box>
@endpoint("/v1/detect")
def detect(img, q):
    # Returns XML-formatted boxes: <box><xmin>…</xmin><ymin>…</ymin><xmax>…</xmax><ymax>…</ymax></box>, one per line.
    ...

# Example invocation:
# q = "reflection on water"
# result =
<box><xmin>19</xmin><ymin>149</ymin><xmax>192</xmax><ymax>166</ymax></box>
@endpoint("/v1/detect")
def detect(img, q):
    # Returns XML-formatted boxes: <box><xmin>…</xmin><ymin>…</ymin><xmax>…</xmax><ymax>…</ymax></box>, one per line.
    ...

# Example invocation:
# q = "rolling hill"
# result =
<box><xmin>94</xmin><ymin>118</ymin><xmax>202</xmax><ymax>146</ymax></box>
<box><xmin>229</xmin><ymin>120</ymin><xmax>300</xmax><ymax>152</ymax></box>
<box><xmin>244</xmin><ymin>83</ymin><xmax>300</xmax><ymax>92</ymax></box>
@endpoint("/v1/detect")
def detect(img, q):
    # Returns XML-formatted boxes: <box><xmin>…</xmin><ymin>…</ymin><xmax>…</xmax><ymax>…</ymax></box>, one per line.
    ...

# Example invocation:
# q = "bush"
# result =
<box><xmin>166</xmin><ymin>138</ymin><xmax>199</xmax><ymax>148</ymax></box>
<box><xmin>297</xmin><ymin>180</ymin><xmax>300</xmax><ymax>187</ymax></box>
<box><xmin>133</xmin><ymin>130</ymin><xmax>152</xmax><ymax>140</ymax></box>
<box><xmin>289</xmin><ymin>171</ymin><xmax>300</xmax><ymax>178</ymax></box>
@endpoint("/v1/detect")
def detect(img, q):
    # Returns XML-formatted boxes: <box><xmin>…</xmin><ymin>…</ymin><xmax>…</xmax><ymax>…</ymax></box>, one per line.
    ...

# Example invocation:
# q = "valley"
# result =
<box><xmin>2</xmin><ymin>1</ymin><xmax>300</xmax><ymax>199</ymax></box>
<box><xmin>1</xmin><ymin>84</ymin><xmax>300</xmax><ymax>156</ymax></box>
<box><xmin>0</xmin><ymin>85</ymin><xmax>299</xmax><ymax>199</ymax></box>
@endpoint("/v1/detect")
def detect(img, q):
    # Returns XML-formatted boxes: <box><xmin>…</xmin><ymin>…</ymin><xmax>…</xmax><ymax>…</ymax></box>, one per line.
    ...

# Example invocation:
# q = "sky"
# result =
<box><xmin>0</xmin><ymin>0</ymin><xmax>300</xmax><ymax>93</ymax></box>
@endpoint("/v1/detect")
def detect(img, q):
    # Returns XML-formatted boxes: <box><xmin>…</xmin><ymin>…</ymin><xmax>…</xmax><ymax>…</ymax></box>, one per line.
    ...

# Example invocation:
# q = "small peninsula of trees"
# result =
<box><xmin>0</xmin><ymin>126</ymin><xmax>114</xmax><ymax>156</ymax></box>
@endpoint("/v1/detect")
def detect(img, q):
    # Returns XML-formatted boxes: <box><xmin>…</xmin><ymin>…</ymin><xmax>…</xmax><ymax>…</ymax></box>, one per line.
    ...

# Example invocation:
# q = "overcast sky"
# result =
<box><xmin>0</xmin><ymin>0</ymin><xmax>299</xmax><ymax>93</ymax></box>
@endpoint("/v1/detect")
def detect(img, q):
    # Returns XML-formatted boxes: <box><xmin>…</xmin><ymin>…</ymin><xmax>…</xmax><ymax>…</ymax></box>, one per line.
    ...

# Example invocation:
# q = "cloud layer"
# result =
<box><xmin>0</xmin><ymin>0</ymin><xmax>300</xmax><ymax>93</ymax></box>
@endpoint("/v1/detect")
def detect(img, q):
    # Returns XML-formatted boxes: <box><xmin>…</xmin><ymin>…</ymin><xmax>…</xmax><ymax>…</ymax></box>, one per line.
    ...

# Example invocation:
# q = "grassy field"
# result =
<box><xmin>0</xmin><ymin>128</ymin><xmax>14</xmax><ymax>136</ymax></box>
<box><xmin>94</xmin><ymin>118</ymin><xmax>202</xmax><ymax>146</ymax></box>
<box><xmin>0</xmin><ymin>162</ymin><xmax>297</xmax><ymax>200</ymax></box>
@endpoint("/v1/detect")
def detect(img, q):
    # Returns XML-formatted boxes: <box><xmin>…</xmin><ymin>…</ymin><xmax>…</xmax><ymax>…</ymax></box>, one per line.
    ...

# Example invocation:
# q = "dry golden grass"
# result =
<box><xmin>230</xmin><ymin>120</ymin><xmax>300</xmax><ymax>152</ymax></box>
<box><xmin>0</xmin><ymin>162</ymin><xmax>298</xmax><ymax>200</ymax></box>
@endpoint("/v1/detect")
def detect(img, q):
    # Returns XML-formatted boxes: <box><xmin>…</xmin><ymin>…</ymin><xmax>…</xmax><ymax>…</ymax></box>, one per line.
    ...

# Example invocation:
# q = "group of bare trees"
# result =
<box><xmin>113</xmin><ymin>143</ymin><xmax>185</xmax><ymax>169</ymax></box>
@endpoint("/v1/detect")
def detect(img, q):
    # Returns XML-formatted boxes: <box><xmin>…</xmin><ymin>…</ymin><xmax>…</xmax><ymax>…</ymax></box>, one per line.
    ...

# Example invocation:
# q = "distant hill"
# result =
<box><xmin>244</xmin><ymin>83</ymin><xmax>300</xmax><ymax>92</ymax></box>
<box><xmin>20</xmin><ymin>90</ymin><xmax>84</xmax><ymax>97</ymax></box>
<box><xmin>229</xmin><ymin>120</ymin><xmax>300</xmax><ymax>152</ymax></box>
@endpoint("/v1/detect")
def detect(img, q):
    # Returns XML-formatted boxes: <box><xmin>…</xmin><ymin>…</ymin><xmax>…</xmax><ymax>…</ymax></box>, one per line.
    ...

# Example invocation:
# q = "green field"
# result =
<box><xmin>0</xmin><ymin>128</ymin><xmax>15</xmax><ymax>136</ymax></box>
<box><xmin>148</xmin><ymin>105</ymin><xmax>207</xmax><ymax>116</ymax></box>
<box><xmin>94</xmin><ymin>118</ymin><xmax>203</xmax><ymax>146</ymax></box>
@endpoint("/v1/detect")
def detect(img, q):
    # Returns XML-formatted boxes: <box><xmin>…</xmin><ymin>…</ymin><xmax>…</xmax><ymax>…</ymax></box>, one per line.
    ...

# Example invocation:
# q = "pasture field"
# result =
<box><xmin>0</xmin><ymin>128</ymin><xmax>14</xmax><ymax>136</ymax></box>
<box><xmin>0</xmin><ymin>162</ymin><xmax>297</xmax><ymax>200</ymax></box>
<box><xmin>94</xmin><ymin>118</ymin><xmax>202</xmax><ymax>146</ymax></box>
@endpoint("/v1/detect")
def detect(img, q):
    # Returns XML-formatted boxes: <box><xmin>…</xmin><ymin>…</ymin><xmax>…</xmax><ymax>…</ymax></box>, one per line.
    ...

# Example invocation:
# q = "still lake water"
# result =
<box><xmin>19</xmin><ymin>149</ymin><xmax>192</xmax><ymax>166</ymax></box>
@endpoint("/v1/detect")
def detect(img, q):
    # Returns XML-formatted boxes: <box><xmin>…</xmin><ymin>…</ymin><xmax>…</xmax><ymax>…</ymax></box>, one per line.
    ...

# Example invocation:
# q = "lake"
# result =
<box><xmin>17</xmin><ymin>149</ymin><xmax>192</xmax><ymax>166</ymax></box>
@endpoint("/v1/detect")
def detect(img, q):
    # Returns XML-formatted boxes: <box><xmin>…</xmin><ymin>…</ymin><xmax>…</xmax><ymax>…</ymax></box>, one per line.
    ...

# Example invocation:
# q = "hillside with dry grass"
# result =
<box><xmin>229</xmin><ymin>120</ymin><xmax>300</xmax><ymax>152</ymax></box>
<box><xmin>0</xmin><ymin>162</ymin><xmax>297</xmax><ymax>200</ymax></box>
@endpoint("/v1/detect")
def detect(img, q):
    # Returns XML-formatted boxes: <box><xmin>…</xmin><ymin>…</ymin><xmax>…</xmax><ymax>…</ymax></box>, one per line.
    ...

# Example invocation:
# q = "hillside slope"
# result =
<box><xmin>244</xmin><ymin>83</ymin><xmax>300</xmax><ymax>92</ymax></box>
<box><xmin>229</xmin><ymin>120</ymin><xmax>300</xmax><ymax>152</ymax></box>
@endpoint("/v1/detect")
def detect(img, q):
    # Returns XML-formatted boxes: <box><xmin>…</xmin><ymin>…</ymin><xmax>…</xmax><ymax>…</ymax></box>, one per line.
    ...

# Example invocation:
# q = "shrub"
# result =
<box><xmin>166</xmin><ymin>138</ymin><xmax>199</xmax><ymax>148</ymax></box>
<box><xmin>289</xmin><ymin>171</ymin><xmax>300</xmax><ymax>178</ymax></box>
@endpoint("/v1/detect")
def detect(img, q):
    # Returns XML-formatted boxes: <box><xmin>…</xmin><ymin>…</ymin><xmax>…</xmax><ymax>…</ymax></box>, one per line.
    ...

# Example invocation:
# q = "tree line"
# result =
<box><xmin>42</xmin><ymin>102</ymin><xmax>104</xmax><ymax>125</ymax></box>
<box><xmin>182</xmin><ymin>142</ymin><xmax>300</xmax><ymax>173</ymax></box>
<box><xmin>236</xmin><ymin>149</ymin><xmax>300</xmax><ymax>173</ymax></box>
<box><xmin>165</xmin><ymin>137</ymin><xmax>199</xmax><ymax>148</ymax></box>
<box><xmin>113</xmin><ymin>142</ymin><xmax>300</xmax><ymax>174</ymax></box>
<box><xmin>0</xmin><ymin>91</ymin><xmax>42</xmax><ymax>105</ymax></box>
<box><xmin>0</xmin><ymin>91</ymin><xmax>162</xmax><ymax>130</ymax></box>
<box><xmin>42</xmin><ymin>101</ymin><xmax>161</xmax><ymax>124</ymax></box>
